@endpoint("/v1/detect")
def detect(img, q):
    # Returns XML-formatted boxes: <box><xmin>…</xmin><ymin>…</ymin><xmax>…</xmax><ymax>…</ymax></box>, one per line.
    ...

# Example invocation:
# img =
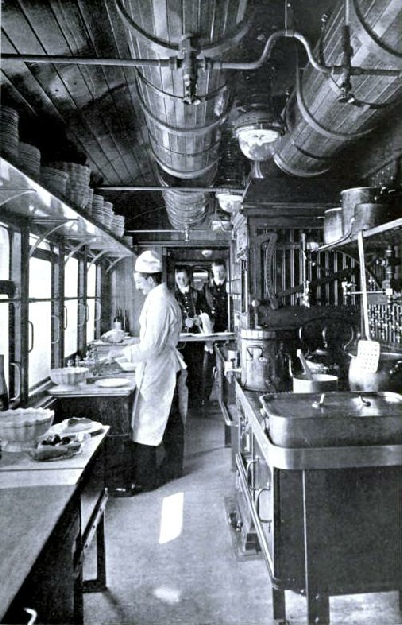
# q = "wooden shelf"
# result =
<box><xmin>0</xmin><ymin>157</ymin><xmax>133</xmax><ymax>260</ymax></box>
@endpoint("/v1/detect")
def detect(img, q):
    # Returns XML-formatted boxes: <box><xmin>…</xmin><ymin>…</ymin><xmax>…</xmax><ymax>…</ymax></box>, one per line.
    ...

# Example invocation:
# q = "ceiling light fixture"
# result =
<box><xmin>234</xmin><ymin>110</ymin><xmax>284</xmax><ymax>161</ymax></box>
<box><xmin>215</xmin><ymin>191</ymin><xmax>243</xmax><ymax>214</ymax></box>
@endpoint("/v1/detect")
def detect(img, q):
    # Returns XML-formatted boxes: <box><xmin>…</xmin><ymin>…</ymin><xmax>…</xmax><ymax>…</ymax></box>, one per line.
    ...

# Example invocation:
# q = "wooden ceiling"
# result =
<box><xmin>1</xmin><ymin>0</ymin><xmax>401</xmax><ymax>236</ymax></box>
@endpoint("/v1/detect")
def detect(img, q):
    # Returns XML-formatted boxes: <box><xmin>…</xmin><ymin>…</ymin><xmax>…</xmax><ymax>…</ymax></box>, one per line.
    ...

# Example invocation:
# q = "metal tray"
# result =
<box><xmin>260</xmin><ymin>392</ymin><xmax>402</xmax><ymax>448</ymax></box>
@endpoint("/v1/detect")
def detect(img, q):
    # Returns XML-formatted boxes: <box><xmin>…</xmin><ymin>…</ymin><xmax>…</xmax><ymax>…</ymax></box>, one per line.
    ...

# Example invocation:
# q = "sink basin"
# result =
<box><xmin>260</xmin><ymin>392</ymin><xmax>402</xmax><ymax>448</ymax></box>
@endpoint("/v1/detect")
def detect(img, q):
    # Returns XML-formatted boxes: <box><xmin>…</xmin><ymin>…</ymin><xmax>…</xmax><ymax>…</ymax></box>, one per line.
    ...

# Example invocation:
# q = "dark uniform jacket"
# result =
<box><xmin>175</xmin><ymin>287</ymin><xmax>210</xmax><ymax>333</ymax></box>
<box><xmin>203</xmin><ymin>280</ymin><xmax>228</xmax><ymax>332</ymax></box>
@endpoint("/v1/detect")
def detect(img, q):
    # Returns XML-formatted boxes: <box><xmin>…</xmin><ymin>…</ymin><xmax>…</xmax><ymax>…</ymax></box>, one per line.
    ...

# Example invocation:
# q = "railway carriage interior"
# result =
<box><xmin>1</xmin><ymin>1</ymin><xmax>402</xmax><ymax>624</ymax></box>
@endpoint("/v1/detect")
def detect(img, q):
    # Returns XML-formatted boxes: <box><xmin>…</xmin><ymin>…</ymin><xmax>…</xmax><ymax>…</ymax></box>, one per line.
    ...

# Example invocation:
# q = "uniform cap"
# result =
<box><xmin>135</xmin><ymin>250</ymin><xmax>162</xmax><ymax>273</ymax></box>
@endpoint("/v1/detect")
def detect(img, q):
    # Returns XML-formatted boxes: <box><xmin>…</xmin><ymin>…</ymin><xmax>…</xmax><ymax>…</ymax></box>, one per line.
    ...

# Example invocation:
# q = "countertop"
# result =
<box><xmin>179</xmin><ymin>331</ymin><xmax>235</xmax><ymax>342</ymax></box>
<box><xmin>235</xmin><ymin>382</ymin><xmax>402</xmax><ymax>471</ymax></box>
<box><xmin>48</xmin><ymin>377</ymin><xmax>135</xmax><ymax>397</ymax></box>
<box><xmin>0</xmin><ymin>429</ymin><xmax>108</xmax><ymax>620</ymax></box>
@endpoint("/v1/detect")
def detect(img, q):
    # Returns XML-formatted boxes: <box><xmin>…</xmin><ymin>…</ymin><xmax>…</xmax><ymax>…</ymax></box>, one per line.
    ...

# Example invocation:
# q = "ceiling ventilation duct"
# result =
<box><xmin>273</xmin><ymin>0</ymin><xmax>402</xmax><ymax>177</ymax></box>
<box><xmin>215</xmin><ymin>130</ymin><xmax>248</xmax><ymax>215</ymax></box>
<box><xmin>117</xmin><ymin>0</ymin><xmax>254</xmax><ymax>230</ymax></box>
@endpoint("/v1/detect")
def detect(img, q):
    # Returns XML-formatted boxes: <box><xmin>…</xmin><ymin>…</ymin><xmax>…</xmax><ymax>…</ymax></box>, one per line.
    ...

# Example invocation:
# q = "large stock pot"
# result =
<box><xmin>240</xmin><ymin>328</ymin><xmax>290</xmax><ymax>392</ymax></box>
<box><xmin>348</xmin><ymin>351</ymin><xmax>402</xmax><ymax>392</ymax></box>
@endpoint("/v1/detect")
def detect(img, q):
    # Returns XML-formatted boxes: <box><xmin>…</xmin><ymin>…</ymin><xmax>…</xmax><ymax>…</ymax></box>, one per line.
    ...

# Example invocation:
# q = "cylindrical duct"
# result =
<box><xmin>273</xmin><ymin>0</ymin><xmax>402</xmax><ymax>177</ymax></box>
<box><xmin>119</xmin><ymin>0</ymin><xmax>252</xmax><ymax>229</ymax></box>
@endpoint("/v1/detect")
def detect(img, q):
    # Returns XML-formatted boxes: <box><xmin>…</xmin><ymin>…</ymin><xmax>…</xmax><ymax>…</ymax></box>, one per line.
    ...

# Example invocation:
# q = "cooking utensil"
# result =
<box><xmin>351</xmin><ymin>202</ymin><xmax>401</xmax><ymax>235</ymax></box>
<box><xmin>340</xmin><ymin>187</ymin><xmax>383</xmax><ymax>237</ymax></box>
<box><xmin>296</xmin><ymin>349</ymin><xmax>314</xmax><ymax>380</ymax></box>
<box><xmin>260</xmin><ymin>391</ymin><xmax>402</xmax><ymax>448</ymax></box>
<box><xmin>355</xmin><ymin>231</ymin><xmax>381</xmax><ymax>372</ymax></box>
<box><xmin>323</xmin><ymin>207</ymin><xmax>343</xmax><ymax>244</ymax></box>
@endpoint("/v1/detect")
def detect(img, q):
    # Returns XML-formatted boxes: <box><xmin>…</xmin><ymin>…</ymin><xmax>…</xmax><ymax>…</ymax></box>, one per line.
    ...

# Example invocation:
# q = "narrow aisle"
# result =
<box><xmin>84</xmin><ymin>403</ymin><xmax>402</xmax><ymax>625</ymax></box>
<box><xmin>83</xmin><ymin>403</ymin><xmax>274</xmax><ymax>625</ymax></box>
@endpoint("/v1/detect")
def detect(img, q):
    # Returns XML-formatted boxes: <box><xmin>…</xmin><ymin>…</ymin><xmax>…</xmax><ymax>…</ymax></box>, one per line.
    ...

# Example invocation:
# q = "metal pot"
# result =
<box><xmin>348</xmin><ymin>351</ymin><xmax>402</xmax><ymax>392</ymax></box>
<box><xmin>323</xmin><ymin>207</ymin><xmax>343</xmax><ymax>244</ymax></box>
<box><xmin>340</xmin><ymin>187</ymin><xmax>383</xmax><ymax>236</ymax></box>
<box><xmin>240</xmin><ymin>329</ymin><xmax>289</xmax><ymax>392</ymax></box>
<box><xmin>351</xmin><ymin>202</ymin><xmax>401</xmax><ymax>235</ymax></box>
<box><xmin>292</xmin><ymin>372</ymin><xmax>338</xmax><ymax>393</ymax></box>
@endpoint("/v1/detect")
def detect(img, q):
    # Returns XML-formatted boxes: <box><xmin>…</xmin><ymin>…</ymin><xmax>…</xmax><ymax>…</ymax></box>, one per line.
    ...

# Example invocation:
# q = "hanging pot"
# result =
<box><xmin>340</xmin><ymin>187</ymin><xmax>383</xmax><ymax>236</ymax></box>
<box><xmin>350</xmin><ymin>202</ymin><xmax>401</xmax><ymax>235</ymax></box>
<box><xmin>323</xmin><ymin>207</ymin><xmax>343</xmax><ymax>244</ymax></box>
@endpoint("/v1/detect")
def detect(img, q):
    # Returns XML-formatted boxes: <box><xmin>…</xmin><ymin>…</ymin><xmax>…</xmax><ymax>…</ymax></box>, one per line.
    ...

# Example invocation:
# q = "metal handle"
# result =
<box><xmin>255</xmin><ymin>487</ymin><xmax>272</xmax><ymax>525</ymax></box>
<box><xmin>246</xmin><ymin>458</ymin><xmax>258</xmax><ymax>485</ymax></box>
<box><xmin>9</xmin><ymin>361</ymin><xmax>21</xmax><ymax>402</ymax></box>
<box><xmin>312</xmin><ymin>393</ymin><xmax>326</xmax><ymax>408</ymax></box>
<box><xmin>51</xmin><ymin>313</ymin><xmax>60</xmax><ymax>345</ymax></box>
<box><xmin>85</xmin><ymin>303</ymin><xmax>89</xmax><ymax>322</ymax></box>
<box><xmin>63</xmin><ymin>304</ymin><xmax>68</xmax><ymax>330</ymax></box>
<box><xmin>246</xmin><ymin>345</ymin><xmax>264</xmax><ymax>360</ymax></box>
<box><xmin>27</xmin><ymin>320</ymin><xmax>34</xmax><ymax>353</ymax></box>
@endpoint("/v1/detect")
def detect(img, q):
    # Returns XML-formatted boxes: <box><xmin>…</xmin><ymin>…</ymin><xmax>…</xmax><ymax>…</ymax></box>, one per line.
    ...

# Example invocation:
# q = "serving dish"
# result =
<box><xmin>0</xmin><ymin>408</ymin><xmax>54</xmax><ymax>451</ymax></box>
<box><xmin>50</xmin><ymin>367</ymin><xmax>89</xmax><ymax>386</ymax></box>
<box><xmin>95</xmin><ymin>378</ymin><xmax>129</xmax><ymax>388</ymax></box>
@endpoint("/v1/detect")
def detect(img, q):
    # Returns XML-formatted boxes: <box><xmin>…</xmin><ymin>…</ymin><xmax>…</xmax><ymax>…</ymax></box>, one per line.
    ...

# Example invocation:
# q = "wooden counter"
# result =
<box><xmin>49</xmin><ymin>380</ymin><xmax>136</xmax><ymax>494</ymax></box>
<box><xmin>0</xmin><ymin>430</ymin><xmax>108</xmax><ymax>624</ymax></box>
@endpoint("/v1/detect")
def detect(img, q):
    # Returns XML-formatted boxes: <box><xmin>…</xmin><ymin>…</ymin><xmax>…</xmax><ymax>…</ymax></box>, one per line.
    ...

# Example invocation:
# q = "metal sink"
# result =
<box><xmin>260</xmin><ymin>392</ymin><xmax>402</xmax><ymax>448</ymax></box>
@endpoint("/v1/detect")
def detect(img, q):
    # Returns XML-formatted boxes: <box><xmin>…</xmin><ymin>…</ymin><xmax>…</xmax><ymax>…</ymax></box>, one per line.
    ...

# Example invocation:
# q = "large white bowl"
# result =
<box><xmin>50</xmin><ymin>367</ymin><xmax>89</xmax><ymax>386</ymax></box>
<box><xmin>0</xmin><ymin>408</ymin><xmax>54</xmax><ymax>451</ymax></box>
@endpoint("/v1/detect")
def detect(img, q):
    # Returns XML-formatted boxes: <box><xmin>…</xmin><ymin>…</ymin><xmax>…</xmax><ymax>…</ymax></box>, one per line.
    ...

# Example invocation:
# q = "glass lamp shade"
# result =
<box><xmin>235</xmin><ymin>125</ymin><xmax>280</xmax><ymax>161</ymax></box>
<box><xmin>216</xmin><ymin>192</ymin><xmax>243</xmax><ymax>214</ymax></box>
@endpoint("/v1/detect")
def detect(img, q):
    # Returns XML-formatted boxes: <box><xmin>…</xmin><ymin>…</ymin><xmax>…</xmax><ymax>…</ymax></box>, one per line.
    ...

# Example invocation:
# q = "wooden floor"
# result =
<box><xmin>83</xmin><ymin>400</ymin><xmax>402</xmax><ymax>625</ymax></box>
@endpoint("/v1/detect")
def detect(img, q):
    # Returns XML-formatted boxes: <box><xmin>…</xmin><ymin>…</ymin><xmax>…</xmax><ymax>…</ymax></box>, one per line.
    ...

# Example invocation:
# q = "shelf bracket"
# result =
<box><xmin>106</xmin><ymin>255</ymin><xmax>129</xmax><ymax>273</ymax></box>
<box><xmin>64</xmin><ymin>238</ymin><xmax>99</xmax><ymax>263</ymax></box>
<box><xmin>88</xmin><ymin>250</ymin><xmax>108</xmax><ymax>266</ymax></box>
<box><xmin>0</xmin><ymin>188</ymin><xmax>36</xmax><ymax>208</ymax></box>
<box><xmin>29</xmin><ymin>219</ymin><xmax>78</xmax><ymax>257</ymax></box>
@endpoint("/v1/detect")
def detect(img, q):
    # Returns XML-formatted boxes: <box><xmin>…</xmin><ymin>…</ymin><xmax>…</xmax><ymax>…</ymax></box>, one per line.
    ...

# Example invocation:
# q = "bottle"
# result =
<box><xmin>113</xmin><ymin>308</ymin><xmax>122</xmax><ymax>330</ymax></box>
<box><xmin>123</xmin><ymin>309</ymin><xmax>130</xmax><ymax>334</ymax></box>
<box><xmin>0</xmin><ymin>354</ymin><xmax>9</xmax><ymax>411</ymax></box>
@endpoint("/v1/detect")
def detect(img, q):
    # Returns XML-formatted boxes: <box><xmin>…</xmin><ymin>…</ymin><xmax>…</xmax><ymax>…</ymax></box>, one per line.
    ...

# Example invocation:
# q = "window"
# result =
<box><xmin>0</xmin><ymin>223</ymin><xmax>10</xmax><ymax>388</ymax></box>
<box><xmin>28</xmin><ymin>237</ymin><xmax>52</xmax><ymax>389</ymax></box>
<box><xmin>64</xmin><ymin>257</ymin><xmax>79</xmax><ymax>360</ymax></box>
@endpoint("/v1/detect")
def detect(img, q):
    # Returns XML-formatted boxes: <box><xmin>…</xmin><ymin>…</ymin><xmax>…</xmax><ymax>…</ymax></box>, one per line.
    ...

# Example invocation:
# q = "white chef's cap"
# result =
<box><xmin>135</xmin><ymin>250</ymin><xmax>162</xmax><ymax>273</ymax></box>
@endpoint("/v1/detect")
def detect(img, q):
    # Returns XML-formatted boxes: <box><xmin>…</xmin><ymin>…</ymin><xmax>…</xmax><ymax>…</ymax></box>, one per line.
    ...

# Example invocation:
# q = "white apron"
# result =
<box><xmin>123</xmin><ymin>283</ymin><xmax>184</xmax><ymax>446</ymax></box>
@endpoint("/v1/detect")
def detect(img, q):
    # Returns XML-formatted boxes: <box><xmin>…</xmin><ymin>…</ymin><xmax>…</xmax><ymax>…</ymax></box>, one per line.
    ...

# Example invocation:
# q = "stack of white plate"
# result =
<box><xmin>112</xmin><ymin>214</ymin><xmax>125</xmax><ymax>237</ymax></box>
<box><xmin>0</xmin><ymin>106</ymin><xmax>19</xmax><ymax>160</ymax></box>
<box><xmin>40</xmin><ymin>166</ymin><xmax>70</xmax><ymax>197</ymax></box>
<box><xmin>103</xmin><ymin>201</ymin><xmax>114</xmax><ymax>229</ymax></box>
<box><xmin>50</xmin><ymin>162</ymin><xmax>91</xmax><ymax>209</ymax></box>
<box><xmin>18</xmin><ymin>142</ymin><xmax>41</xmax><ymax>178</ymax></box>
<box><xmin>92</xmin><ymin>194</ymin><xmax>105</xmax><ymax>224</ymax></box>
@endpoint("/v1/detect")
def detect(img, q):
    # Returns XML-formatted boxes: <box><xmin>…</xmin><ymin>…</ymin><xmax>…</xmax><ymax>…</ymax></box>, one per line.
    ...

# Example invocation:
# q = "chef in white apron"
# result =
<box><xmin>121</xmin><ymin>250</ymin><xmax>184</xmax><ymax>493</ymax></box>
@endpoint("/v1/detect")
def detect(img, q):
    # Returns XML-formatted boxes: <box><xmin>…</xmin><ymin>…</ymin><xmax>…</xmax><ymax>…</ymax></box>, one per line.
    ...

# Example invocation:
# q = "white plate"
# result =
<box><xmin>95</xmin><ymin>378</ymin><xmax>129</xmax><ymax>388</ymax></box>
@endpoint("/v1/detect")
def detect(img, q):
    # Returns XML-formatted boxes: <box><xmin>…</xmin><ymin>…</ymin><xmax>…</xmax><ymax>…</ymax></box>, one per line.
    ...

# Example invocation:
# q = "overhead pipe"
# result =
<box><xmin>273</xmin><ymin>0</ymin><xmax>402</xmax><ymax>178</ymax></box>
<box><xmin>3</xmin><ymin>31</ymin><xmax>401</xmax><ymax>77</ymax></box>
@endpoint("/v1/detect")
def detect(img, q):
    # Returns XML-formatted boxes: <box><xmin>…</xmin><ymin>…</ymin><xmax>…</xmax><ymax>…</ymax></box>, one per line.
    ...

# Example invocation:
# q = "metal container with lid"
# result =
<box><xmin>260</xmin><ymin>391</ymin><xmax>402</xmax><ymax>448</ymax></box>
<box><xmin>240</xmin><ymin>328</ymin><xmax>290</xmax><ymax>392</ymax></box>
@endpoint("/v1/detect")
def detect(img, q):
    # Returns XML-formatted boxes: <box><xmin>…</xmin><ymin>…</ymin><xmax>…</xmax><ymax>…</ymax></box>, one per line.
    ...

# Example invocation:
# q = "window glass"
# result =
<box><xmin>64</xmin><ymin>257</ymin><xmax>79</xmax><ymax>358</ymax></box>
<box><xmin>0</xmin><ymin>223</ymin><xmax>9</xmax><ymax>280</ymax></box>
<box><xmin>0</xmin><ymin>223</ymin><xmax>10</xmax><ymax>386</ymax></box>
<box><xmin>86</xmin><ymin>264</ymin><xmax>96</xmax><ymax>343</ymax></box>
<box><xmin>28</xmin><ymin>255</ymin><xmax>52</xmax><ymax>388</ymax></box>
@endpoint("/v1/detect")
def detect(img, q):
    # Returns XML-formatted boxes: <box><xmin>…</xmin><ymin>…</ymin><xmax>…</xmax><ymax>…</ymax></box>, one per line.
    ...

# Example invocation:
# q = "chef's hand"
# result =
<box><xmin>193</xmin><ymin>316</ymin><xmax>201</xmax><ymax>328</ymax></box>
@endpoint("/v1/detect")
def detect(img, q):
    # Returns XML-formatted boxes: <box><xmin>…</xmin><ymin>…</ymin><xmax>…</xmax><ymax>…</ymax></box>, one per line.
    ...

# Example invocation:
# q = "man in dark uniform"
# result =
<box><xmin>174</xmin><ymin>265</ymin><xmax>211</xmax><ymax>405</ymax></box>
<box><xmin>202</xmin><ymin>259</ymin><xmax>229</xmax><ymax>403</ymax></box>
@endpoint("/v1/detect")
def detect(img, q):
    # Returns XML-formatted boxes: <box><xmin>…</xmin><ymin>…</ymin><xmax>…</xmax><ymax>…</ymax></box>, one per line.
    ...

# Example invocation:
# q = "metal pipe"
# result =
<box><xmin>3</xmin><ymin>30</ymin><xmax>401</xmax><ymax>77</ymax></box>
<box><xmin>97</xmin><ymin>186</ymin><xmax>244</xmax><ymax>193</ymax></box>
